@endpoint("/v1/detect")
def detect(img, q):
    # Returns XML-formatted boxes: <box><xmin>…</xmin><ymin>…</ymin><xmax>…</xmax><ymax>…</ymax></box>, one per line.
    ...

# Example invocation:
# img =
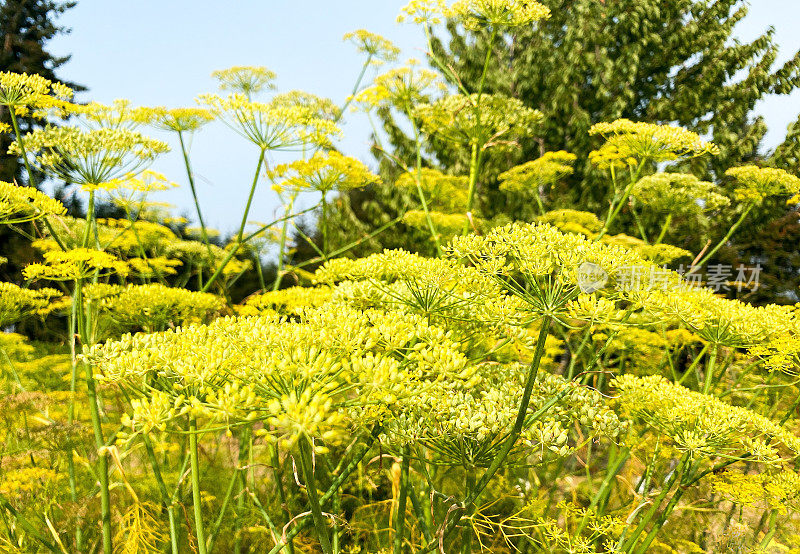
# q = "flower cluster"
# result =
<box><xmin>150</xmin><ymin>106</ymin><xmax>215</xmax><ymax>133</ymax></box>
<box><xmin>0</xmin><ymin>282</ymin><xmax>61</xmax><ymax>327</ymax></box>
<box><xmin>352</xmin><ymin>63</ymin><xmax>443</xmax><ymax>109</ymax></box>
<box><xmin>0</xmin><ymin>180</ymin><xmax>67</xmax><ymax>224</ymax></box>
<box><xmin>589</xmin><ymin>119</ymin><xmax>719</xmax><ymax>164</ymax></box>
<box><xmin>210</xmin><ymin>65</ymin><xmax>276</xmax><ymax>96</ymax></box>
<box><xmin>0</xmin><ymin>71</ymin><xmax>73</xmax><ymax>114</ymax></box>
<box><xmin>499</xmin><ymin>151</ymin><xmax>577</xmax><ymax>194</ymax></box>
<box><xmin>632</xmin><ymin>173</ymin><xmax>730</xmax><ymax>214</ymax></box>
<box><xmin>448</xmin><ymin>0</ymin><xmax>551</xmax><ymax>30</ymax></box>
<box><xmin>23</xmin><ymin>248</ymin><xmax>129</xmax><ymax>281</ymax></box>
<box><xmin>726</xmin><ymin>165</ymin><xmax>800</xmax><ymax>203</ymax></box>
<box><xmin>269</xmin><ymin>151</ymin><xmax>381</xmax><ymax>193</ymax></box>
<box><xmin>343</xmin><ymin>29</ymin><xmax>401</xmax><ymax>62</ymax></box>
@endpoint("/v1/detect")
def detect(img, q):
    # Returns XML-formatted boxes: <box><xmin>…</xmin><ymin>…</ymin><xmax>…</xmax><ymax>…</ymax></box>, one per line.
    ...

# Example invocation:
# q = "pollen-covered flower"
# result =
<box><xmin>66</xmin><ymin>99</ymin><xmax>157</xmax><ymax>129</ymax></box>
<box><xmin>0</xmin><ymin>282</ymin><xmax>62</xmax><ymax>327</ymax></box>
<box><xmin>103</xmin><ymin>170</ymin><xmax>179</xmax><ymax>193</ymax></box>
<box><xmin>414</xmin><ymin>93</ymin><xmax>542</xmax><ymax>149</ymax></box>
<box><xmin>242</xmin><ymin>286</ymin><xmax>333</xmax><ymax>316</ymax></box>
<box><xmin>211</xmin><ymin>65</ymin><xmax>276</xmax><ymax>97</ymax></box>
<box><xmin>396</xmin><ymin>168</ymin><xmax>469</xmax><ymax>213</ymax></box>
<box><xmin>632</xmin><ymin>173</ymin><xmax>730</xmax><ymax>214</ymax></box>
<box><xmin>352</xmin><ymin>62</ymin><xmax>443</xmax><ymax>109</ymax></box>
<box><xmin>589</xmin><ymin>119</ymin><xmax>719</xmax><ymax>164</ymax></box>
<box><xmin>269</xmin><ymin>151</ymin><xmax>380</xmax><ymax>193</ymax></box>
<box><xmin>10</xmin><ymin>126</ymin><xmax>169</xmax><ymax>189</ymax></box>
<box><xmin>343</xmin><ymin>29</ymin><xmax>401</xmax><ymax>62</ymax></box>
<box><xmin>499</xmin><ymin>151</ymin><xmax>576</xmax><ymax>194</ymax></box>
<box><xmin>726</xmin><ymin>165</ymin><xmax>800</xmax><ymax>203</ymax></box>
<box><xmin>271</xmin><ymin>91</ymin><xmax>341</xmax><ymax>121</ymax></box>
<box><xmin>0</xmin><ymin>71</ymin><xmax>73</xmax><ymax>112</ymax></box>
<box><xmin>397</xmin><ymin>0</ymin><xmax>448</xmax><ymax>24</ymax></box>
<box><xmin>199</xmin><ymin>93</ymin><xmax>341</xmax><ymax>150</ymax></box>
<box><xmin>448</xmin><ymin>0</ymin><xmax>551</xmax><ymax>30</ymax></box>
<box><xmin>23</xmin><ymin>248</ymin><xmax>129</xmax><ymax>281</ymax></box>
<box><xmin>151</xmin><ymin>106</ymin><xmax>215</xmax><ymax>133</ymax></box>
<box><xmin>0</xmin><ymin>180</ymin><xmax>67</xmax><ymax>224</ymax></box>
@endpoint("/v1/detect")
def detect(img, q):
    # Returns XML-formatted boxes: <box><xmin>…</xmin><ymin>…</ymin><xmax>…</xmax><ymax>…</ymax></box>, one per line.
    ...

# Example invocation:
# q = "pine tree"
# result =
<box><xmin>0</xmin><ymin>0</ymin><xmax>83</xmax><ymax>184</ymax></box>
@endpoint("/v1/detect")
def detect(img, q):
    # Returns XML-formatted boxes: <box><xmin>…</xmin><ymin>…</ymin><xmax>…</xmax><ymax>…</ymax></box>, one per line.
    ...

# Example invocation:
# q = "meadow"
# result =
<box><xmin>2</xmin><ymin>1</ymin><xmax>800</xmax><ymax>552</ymax></box>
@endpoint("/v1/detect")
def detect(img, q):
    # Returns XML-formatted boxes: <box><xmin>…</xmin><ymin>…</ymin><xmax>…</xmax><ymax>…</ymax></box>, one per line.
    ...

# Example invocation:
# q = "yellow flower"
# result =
<box><xmin>352</xmin><ymin>62</ymin><xmax>443</xmax><ymax>110</ymax></box>
<box><xmin>23</xmin><ymin>248</ymin><xmax>129</xmax><ymax>281</ymax></box>
<box><xmin>269</xmin><ymin>151</ymin><xmax>381</xmax><ymax>193</ymax></box>
<box><xmin>66</xmin><ymin>99</ymin><xmax>158</xmax><ymax>129</ymax></box>
<box><xmin>397</xmin><ymin>0</ymin><xmax>448</xmax><ymax>24</ymax></box>
<box><xmin>151</xmin><ymin>106</ymin><xmax>215</xmax><ymax>133</ymax></box>
<box><xmin>0</xmin><ymin>71</ymin><xmax>73</xmax><ymax>111</ymax></box>
<box><xmin>499</xmin><ymin>151</ymin><xmax>576</xmax><ymax>194</ymax></box>
<box><xmin>199</xmin><ymin>93</ymin><xmax>341</xmax><ymax>150</ymax></box>
<box><xmin>0</xmin><ymin>282</ymin><xmax>62</xmax><ymax>327</ymax></box>
<box><xmin>0</xmin><ymin>180</ymin><xmax>67</xmax><ymax>224</ymax></box>
<box><xmin>448</xmin><ymin>0</ymin><xmax>551</xmax><ymax>30</ymax></box>
<box><xmin>103</xmin><ymin>170</ymin><xmax>179</xmax><ymax>193</ymax></box>
<box><xmin>395</xmin><ymin>168</ymin><xmax>469</xmax><ymax>213</ymax></box>
<box><xmin>211</xmin><ymin>65</ymin><xmax>277</xmax><ymax>97</ymax></box>
<box><xmin>10</xmin><ymin>126</ymin><xmax>170</xmax><ymax>189</ymax></box>
<box><xmin>589</xmin><ymin>119</ymin><xmax>719</xmax><ymax>164</ymax></box>
<box><xmin>726</xmin><ymin>165</ymin><xmax>800</xmax><ymax>203</ymax></box>
<box><xmin>343</xmin><ymin>29</ymin><xmax>401</xmax><ymax>62</ymax></box>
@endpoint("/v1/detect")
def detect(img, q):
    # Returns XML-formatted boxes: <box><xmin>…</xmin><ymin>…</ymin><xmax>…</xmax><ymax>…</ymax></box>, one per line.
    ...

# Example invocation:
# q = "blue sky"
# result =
<box><xmin>47</xmin><ymin>0</ymin><xmax>800</xmax><ymax>235</ymax></box>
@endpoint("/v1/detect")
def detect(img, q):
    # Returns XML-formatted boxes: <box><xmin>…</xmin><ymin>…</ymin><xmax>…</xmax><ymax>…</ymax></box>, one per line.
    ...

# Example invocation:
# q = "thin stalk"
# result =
<box><xmin>272</xmin><ymin>194</ymin><xmax>297</xmax><ymax>291</ymax></box>
<box><xmin>461</xmin><ymin>470</ymin><xmax>476</xmax><ymax>554</ymax></box>
<box><xmin>143</xmin><ymin>434</ymin><xmax>180</xmax><ymax>554</ymax></box>
<box><xmin>393</xmin><ymin>449</ymin><xmax>411</xmax><ymax>554</ymax></box>
<box><xmin>597</xmin><ymin>164</ymin><xmax>643</xmax><ymax>240</ymax></box>
<box><xmin>702</xmin><ymin>344</ymin><xmax>719</xmax><ymax>395</ymax></box>
<box><xmin>405</xmin><ymin>107</ymin><xmax>442</xmax><ymax>255</ymax></box>
<box><xmin>299</xmin><ymin>437</ymin><xmax>332</xmax><ymax>554</ymax></box>
<box><xmin>177</xmin><ymin>130</ymin><xmax>215</xmax><ymax>262</ymax></box>
<box><xmin>654</xmin><ymin>213</ymin><xmax>673</xmax><ymax>245</ymax></box>
<box><xmin>237</xmin><ymin>148</ymin><xmax>267</xmax><ymax>245</ymax></box>
<box><xmin>695</xmin><ymin>204</ymin><xmax>754</xmax><ymax>267</ymax></box>
<box><xmin>234</xmin><ymin>427</ymin><xmax>252</xmax><ymax>554</ymax></box>
<box><xmin>575</xmin><ymin>447</ymin><xmax>630</xmax><ymax>535</ymax></box>
<box><xmin>188</xmin><ymin>419</ymin><xmax>208</xmax><ymax>554</ymax></box>
<box><xmin>633</xmin><ymin>464</ymin><xmax>693</xmax><ymax>554</ymax></box>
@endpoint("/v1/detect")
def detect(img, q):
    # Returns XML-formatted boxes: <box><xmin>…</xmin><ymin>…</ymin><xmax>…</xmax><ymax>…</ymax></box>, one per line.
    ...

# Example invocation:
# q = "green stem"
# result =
<box><xmin>654</xmin><ymin>213</ymin><xmax>672</xmax><ymax>245</ymax></box>
<box><xmin>597</xmin><ymin>163</ymin><xmax>643</xmax><ymax>240</ymax></box>
<box><xmin>143</xmin><ymin>434</ymin><xmax>180</xmax><ymax>554</ymax></box>
<box><xmin>188</xmin><ymin>418</ymin><xmax>208</xmax><ymax>554</ymax></box>
<box><xmin>702</xmin><ymin>344</ymin><xmax>719</xmax><ymax>395</ymax></box>
<box><xmin>177</xmin><ymin>130</ymin><xmax>215</xmax><ymax>262</ymax></box>
<box><xmin>234</xmin><ymin>427</ymin><xmax>252</xmax><ymax>554</ymax></box>
<box><xmin>272</xmin><ymin>194</ymin><xmax>297</xmax><ymax>291</ymax></box>
<box><xmin>461</xmin><ymin>470</ymin><xmax>476</xmax><ymax>554</ymax></box>
<box><xmin>695</xmin><ymin>204</ymin><xmax>754</xmax><ymax>267</ymax></box>
<box><xmin>298</xmin><ymin>437</ymin><xmax>332</xmax><ymax>554</ymax></box>
<box><xmin>405</xmin><ymin>107</ymin><xmax>442</xmax><ymax>256</ymax></box>
<box><xmin>393</xmin><ymin>449</ymin><xmax>411</xmax><ymax>554</ymax></box>
<box><xmin>237</xmin><ymin>148</ymin><xmax>267</xmax><ymax>245</ymax></box>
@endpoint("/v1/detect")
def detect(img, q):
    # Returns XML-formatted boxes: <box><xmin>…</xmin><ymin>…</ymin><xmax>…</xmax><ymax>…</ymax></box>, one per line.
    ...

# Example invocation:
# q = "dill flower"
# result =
<box><xmin>414</xmin><ymin>93</ymin><xmax>542</xmax><ymax>149</ymax></box>
<box><xmin>403</xmin><ymin>210</ymin><xmax>478</xmax><ymax>239</ymax></box>
<box><xmin>211</xmin><ymin>65</ymin><xmax>277</xmax><ymax>97</ymax></box>
<box><xmin>66</xmin><ymin>99</ymin><xmax>157</xmax><ymax>129</ymax></box>
<box><xmin>271</xmin><ymin>91</ymin><xmax>341</xmax><ymax>121</ymax></box>
<box><xmin>632</xmin><ymin>173</ymin><xmax>730</xmax><ymax>213</ymax></box>
<box><xmin>711</xmin><ymin>470</ymin><xmax>800</xmax><ymax>515</ymax></box>
<box><xmin>536</xmin><ymin>209</ymin><xmax>603</xmax><ymax>237</ymax></box>
<box><xmin>10</xmin><ymin>126</ymin><xmax>170</xmax><ymax>189</ymax></box>
<box><xmin>343</xmin><ymin>29</ymin><xmax>401</xmax><ymax>62</ymax></box>
<box><xmin>448</xmin><ymin>0</ymin><xmax>551</xmax><ymax>30</ymax></box>
<box><xmin>589</xmin><ymin>119</ymin><xmax>719</xmax><ymax>164</ymax></box>
<box><xmin>0</xmin><ymin>180</ymin><xmax>67</xmax><ymax>224</ymax></box>
<box><xmin>0</xmin><ymin>282</ymin><xmax>61</xmax><ymax>327</ymax></box>
<box><xmin>614</xmin><ymin>374</ymin><xmax>800</xmax><ymax>463</ymax></box>
<box><xmin>499</xmin><ymin>151</ymin><xmax>576</xmax><ymax>194</ymax></box>
<box><xmin>0</xmin><ymin>71</ymin><xmax>73</xmax><ymax>113</ymax></box>
<box><xmin>126</xmin><ymin>256</ymin><xmax>183</xmax><ymax>278</ymax></box>
<box><xmin>150</xmin><ymin>106</ymin><xmax>215</xmax><ymax>133</ymax></box>
<box><xmin>269</xmin><ymin>151</ymin><xmax>381</xmax><ymax>193</ymax></box>
<box><xmin>726</xmin><ymin>165</ymin><xmax>800</xmax><ymax>203</ymax></box>
<box><xmin>242</xmin><ymin>286</ymin><xmax>333</xmax><ymax>316</ymax></box>
<box><xmin>395</xmin><ymin>168</ymin><xmax>469</xmax><ymax>212</ymax></box>
<box><xmin>23</xmin><ymin>248</ymin><xmax>129</xmax><ymax>281</ymax></box>
<box><xmin>199</xmin><ymin>93</ymin><xmax>341</xmax><ymax>150</ymax></box>
<box><xmin>352</xmin><ymin>62</ymin><xmax>443</xmax><ymax>110</ymax></box>
<box><xmin>103</xmin><ymin>170</ymin><xmax>178</xmax><ymax>193</ymax></box>
<box><xmin>397</xmin><ymin>0</ymin><xmax>448</xmax><ymax>24</ymax></box>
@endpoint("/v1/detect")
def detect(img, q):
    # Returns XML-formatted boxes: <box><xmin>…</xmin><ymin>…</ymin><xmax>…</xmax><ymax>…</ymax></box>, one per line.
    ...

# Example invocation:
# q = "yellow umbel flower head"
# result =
<box><xmin>397</xmin><ymin>0</ymin><xmax>448</xmax><ymax>24</ymax></box>
<box><xmin>632</xmin><ymin>173</ymin><xmax>730</xmax><ymax>214</ymax></box>
<box><xmin>414</xmin><ymin>93</ymin><xmax>542</xmax><ymax>149</ymax></box>
<box><xmin>10</xmin><ymin>126</ymin><xmax>170</xmax><ymax>190</ymax></box>
<box><xmin>396</xmin><ymin>168</ymin><xmax>469</xmax><ymax>213</ymax></box>
<box><xmin>151</xmin><ymin>107</ymin><xmax>215</xmax><ymax>133</ymax></box>
<box><xmin>211</xmin><ymin>66</ymin><xmax>277</xmax><ymax>97</ymax></box>
<box><xmin>0</xmin><ymin>282</ymin><xmax>61</xmax><ymax>327</ymax></box>
<box><xmin>589</xmin><ymin>119</ymin><xmax>719</xmax><ymax>165</ymax></box>
<box><xmin>23</xmin><ymin>248</ymin><xmax>129</xmax><ymax>281</ymax></box>
<box><xmin>66</xmin><ymin>99</ymin><xmax>158</xmax><ymax>130</ymax></box>
<box><xmin>199</xmin><ymin>93</ymin><xmax>341</xmax><ymax>150</ymax></box>
<box><xmin>269</xmin><ymin>151</ymin><xmax>381</xmax><ymax>194</ymax></box>
<box><xmin>103</xmin><ymin>170</ymin><xmax>179</xmax><ymax>193</ymax></box>
<box><xmin>0</xmin><ymin>180</ymin><xmax>67</xmax><ymax>224</ymax></box>
<box><xmin>0</xmin><ymin>71</ymin><xmax>73</xmax><ymax>113</ymax></box>
<box><xmin>499</xmin><ymin>151</ymin><xmax>576</xmax><ymax>194</ymax></box>
<box><xmin>448</xmin><ymin>0</ymin><xmax>551</xmax><ymax>30</ymax></box>
<box><xmin>726</xmin><ymin>165</ymin><xmax>800</xmax><ymax>203</ymax></box>
<box><xmin>352</xmin><ymin>61</ymin><xmax>443</xmax><ymax>110</ymax></box>
<box><xmin>343</xmin><ymin>29</ymin><xmax>401</xmax><ymax>62</ymax></box>
<box><xmin>272</xmin><ymin>91</ymin><xmax>341</xmax><ymax>121</ymax></box>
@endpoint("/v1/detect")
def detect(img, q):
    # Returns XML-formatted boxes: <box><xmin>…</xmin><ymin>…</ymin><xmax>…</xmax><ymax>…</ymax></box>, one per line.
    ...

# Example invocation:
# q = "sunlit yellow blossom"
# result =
<box><xmin>211</xmin><ymin>65</ymin><xmax>277</xmax><ymax>96</ymax></box>
<box><xmin>151</xmin><ymin>106</ymin><xmax>215</xmax><ymax>133</ymax></box>
<box><xmin>271</xmin><ymin>91</ymin><xmax>341</xmax><ymax>121</ymax></box>
<box><xmin>343</xmin><ymin>29</ymin><xmax>401</xmax><ymax>62</ymax></box>
<box><xmin>499</xmin><ymin>151</ymin><xmax>576</xmax><ymax>194</ymax></box>
<box><xmin>0</xmin><ymin>71</ymin><xmax>73</xmax><ymax>112</ymax></box>
<box><xmin>448</xmin><ymin>0</ymin><xmax>550</xmax><ymax>30</ymax></box>
<box><xmin>414</xmin><ymin>93</ymin><xmax>542</xmax><ymax>149</ymax></box>
<box><xmin>726</xmin><ymin>165</ymin><xmax>800</xmax><ymax>203</ymax></box>
<box><xmin>0</xmin><ymin>282</ymin><xmax>61</xmax><ymax>327</ymax></box>
<box><xmin>395</xmin><ymin>168</ymin><xmax>469</xmax><ymax>212</ymax></box>
<box><xmin>632</xmin><ymin>173</ymin><xmax>730</xmax><ymax>213</ymax></box>
<box><xmin>242</xmin><ymin>286</ymin><xmax>333</xmax><ymax>316</ymax></box>
<box><xmin>199</xmin><ymin>93</ymin><xmax>341</xmax><ymax>150</ymax></box>
<box><xmin>103</xmin><ymin>170</ymin><xmax>179</xmax><ymax>193</ymax></box>
<box><xmin>397</xmin><ymin>0</ymin><xmax>447</xmax><ymax>24</ymax></box>
<box><xmin>589</xmin><ymin>119</ymin><xmax>719</xmax><ymax>164</ymax></box>
<box><xmin>269</xmin><ymin>151</ymin><xmax>380</xmax><ymax>193</ymax></box>
<box><xmin>0</xmin><ymin>180</ymin><xmax>67</xmax><ymax>224</ymax></box>
<box><xmin>23</xmin><ymin>248</ymin><xmax>129</xmax><ymax>281</ymax></box>
<box><xmin>67</xmin><ymin>99</ymin><xmax>157</xmax><ymax>129</ymax></box>
<box><xmin>352</xmin><ymin>62</ymin><xmax>443</xmax><ymax>109</ymax></box>
<box><xmin>10</xmin><ymin>126</ymin><xmax>169</xmax><ymax>189</ymax></box>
